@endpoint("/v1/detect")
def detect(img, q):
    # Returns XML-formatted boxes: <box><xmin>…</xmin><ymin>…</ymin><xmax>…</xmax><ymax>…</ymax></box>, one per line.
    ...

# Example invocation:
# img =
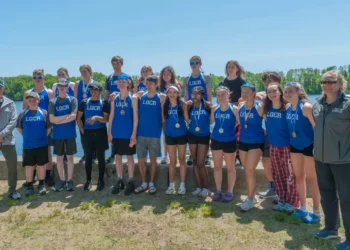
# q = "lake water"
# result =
<box><xmin>6</xmin><ymin>95</ymin><xmax>319</xmax><ymax>157</ymax></box>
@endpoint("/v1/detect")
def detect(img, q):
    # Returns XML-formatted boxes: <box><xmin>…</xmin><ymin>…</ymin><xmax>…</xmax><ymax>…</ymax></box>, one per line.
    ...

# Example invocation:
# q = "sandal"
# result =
<box><xmin>165</xmin><ymin>186</ymin><xmax>176</xmax><ymax>195</ymax></box>
<box><xmin>134</xmin><ymin>184</ymin><xmax>148</xmax><ymax>194</ymax></box>
<box><xmin>149</xmin><ymin>185</ymin><xmax>157</xmax><ymax>195</ymax></box>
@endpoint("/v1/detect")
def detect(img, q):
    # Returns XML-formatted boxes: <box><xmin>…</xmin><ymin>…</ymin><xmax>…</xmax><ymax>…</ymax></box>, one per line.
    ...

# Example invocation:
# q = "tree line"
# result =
<box><xmin>1</xmin><ymin>65</ymin><xmax>350</xmax><ymax>101</ymax></box>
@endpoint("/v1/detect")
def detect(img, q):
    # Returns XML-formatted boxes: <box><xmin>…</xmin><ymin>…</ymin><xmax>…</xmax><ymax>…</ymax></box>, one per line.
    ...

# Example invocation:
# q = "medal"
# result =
<box><xmin>175</xmin><ymin>123</ymin><xmax>180</xmax><ymax>128</ymax></box>
<box><xmin>244</xmin><ymin>124</ymin><xmax>248</xmax><ymax>129</ymax></box>
<box><xmin>195</xmin><ymin>126</ymin><xmax>200</xmax><ymax>132</ymax></box>
<box><xmin>83</xmin><ymin>94</ymin><xmax>87</xmax><ymax>99</ymax></box>
<box><xmin>292</xmin><ymin>132</ymin><xmax>297</xmax><ymax>138</ymax></box>
<box><xmin>120</xmin><ymin>110</ymin><xmax>125</xmax><ymax>115</ymax></box>
<box><xmin>219</xmin><ymin>128</ymin><xmax>224</xmax><ymax>133</ymax></box>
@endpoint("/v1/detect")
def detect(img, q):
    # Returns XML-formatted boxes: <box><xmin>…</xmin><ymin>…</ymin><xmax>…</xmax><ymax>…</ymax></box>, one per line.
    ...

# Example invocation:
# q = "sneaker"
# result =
<box><xmin>92</xmin><ymin>158</ymin><xmax>98</xmax><ymax>165</ymax></box>
<box><xmin>112</xmin><ymin>179</ymin><xmax>124</xmax><ymax>194</ymax></box>
<box><xmin>25</xmin><ymin>185</ymin><xmax>35</xmax><ymax>197</ymax></box>
<box><xmin>212</xmin><ymin>192</ymin><xmax>222</xmax><ymax>201</ymax></box>
<box><xmin>291</xmin><ymin>209</ymin><xmax>308</xmax><ymax>219</ymax></box>
<box><xmin>79</xmin><ymin>155</ymin><xmax>86</xmax><ymax>164</ymax></box>
<box><xmin>273</xmin><ymin>195</ymin><xmax>279</xmax><ymax>204</ymax></box>
<box><xmin>222</xmin><ymin>193</ymin><xmax>234</xmax><ymax>203</ymax></box>
<box><xmin>84</xmin><ymin>180</ymin><xmax>92</xmax><ymax>191</ymax></box>
<box><xmin>335</xmin><ymin>241</ymin><xmax>350</xmax><ymax>250</ymax></box>
<box><xmin>315</xmin><ymin>228</ymin><xmax>340</xmax><ymax>240</ymax></box>
<box><xmin>205</xmin><ymin>155</ymin><xmax>211</xmax><ymax>167</ymax></box>
<box><xmin>303</xmin><ymin>213</ymin><xmax>321</xmax><ymax>224</ymax></box>
<box><xmin>124</xmin><ymin>180</ymin><xmax>135</xmax><ymax>196</ymax></box>
<box><xmin>38</xmin><ymin>185</ymin><xmax>47</xmax><ymax>196</ymax></box>
<box><xmin>282</xmin><ymin>203</ymin><xmax>296</xmax><ymax>213</ymax></box>
<box><xmin>191</xmin><ymin>188</ymin><xmax>202</xmax><ymax>196</ymax></box>
<box><xmin>66</xmin><ymin>180</ymin><xmax>75</xmax><ymax>191</ymax></box>
<box><xmin>23</xmin><ymin>180</ymin><xmax>36</xmax><ymax>188</ymax></box>
<box><xmin>199</xmin><ymin>188</ymin><xmax>210</xmax><ymax>198</ymax></box>
<box><xmin>96</xmin><ymin>180</ymin><xmax>105</xmax><ymax>192</ymax></box>
<box><xmin>9</xmin><ymin>191</ymin><xmax>21</xmax><ymax>200</ymax></box>
<box><xmin>178</xmin><ymin>186</ymin><xmax>186</xmax><ymax>195</ymax></box>
<box><xmin>45</xmin><ymin>174</ymin><xmax>55</xmax><ymax>187</ymax></box>
<box><xmin>63</xmin><ymin>155</ymin><xmax>67</xmax><ymax>164</ymax></box>
<box><xmin>240</xmin><ymin>197</ymin><xmax>257</xmax><ymax>212</ymax></box>
<box><xmin>161</xmin><ymin>155</ymin><xmax>169</xmax><ymax>164</ymax></box>
<box><xmin>186</xmin><ymin>155</ymin><xmax>193</xmax><ymax>166</ymax></box>
<box><xmin>105</xmin><ymin>156</ymin><xmax>115</xmax><ymax>164</ymax></box>
<box><xmin>165</xmin><ymin>186</ymin><xmax>176</xmax><ymax>195</ymax></box>
<box><xmin>52</xmin><ymin>180</ymin><xmax>67</xmax><ymax>192</ymax></box>
<box><xmin>259</xmin><ymin>188</ymin><xmax>276</xmax><ymax>199</ymax></box>
<box><xmin>273</xmin><ymin>202</ymin><xmax>285</xmax><ymax>211</ymax></box>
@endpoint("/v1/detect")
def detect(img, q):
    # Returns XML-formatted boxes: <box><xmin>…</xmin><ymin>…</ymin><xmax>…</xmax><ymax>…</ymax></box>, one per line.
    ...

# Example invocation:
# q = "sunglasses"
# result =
<box><xmin>57</xmin><ymin>84</ymin><xmax>67</xmax><ymax>88</ymax></box>
<box><xmin>321</xmin><ymin>80</ymin><xmax>337</xmax><ymax>85</ymax></box>
<box><xmin>190</xmin><ymin>61</ymin><xmax>200</xmax><ymax>66</ymax></box>
<box><xmin>33</xmin><ymin>76</ymin><xmax>43</xmax><ymax>80</ymax></box>
<box><xmin>286</xmin><ymin>81</ymin><xmax>296</xmax><ymax>85</ymax></box>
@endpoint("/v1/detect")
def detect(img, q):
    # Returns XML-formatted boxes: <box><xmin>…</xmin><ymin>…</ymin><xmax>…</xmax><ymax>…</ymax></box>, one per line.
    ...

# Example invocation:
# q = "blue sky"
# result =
<box><xmin>1</xmin><ymin>0</ymin><xmax>349</xmax><ymax>77</ymax></box>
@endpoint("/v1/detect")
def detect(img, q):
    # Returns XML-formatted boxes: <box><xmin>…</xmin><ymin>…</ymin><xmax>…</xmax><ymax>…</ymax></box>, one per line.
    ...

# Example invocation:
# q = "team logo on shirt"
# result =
<box><xmin>189</xmin><ymin>80</ymin><xmax>202</xmax><ymax>86</ymax></box>
<box><xmin>40</xmin><ymin>95</ymin><xmax>45</xmax><ymax>100</ymax></box>
<box><xmin>56</xmin><ymin>105</ymin><xmax>70</xmax><ymax>112</ymax></box>
<box><xmin>142</xmin><ymin>100</ymin><xmax>156</xmax><ymax>106</ymax></box>
<box><xmin>332</xmin><ymin>108</ymin><xmax>343</xmax><ymax>113</ymax></box>
<box><xmin>286</xmin><ymin>114</ymin><xmax>298</xmax><ymax>120</ymax></box>
<box><xmin>25</xmin><ymin>116</ymin><xmax>42</xmax><ymax>122</ymax></box>
<box><xmin>191</xmin><ymin>110</ymin><xmax>206</xmax><ymax>116</ymax></box>
<box><xmin>267</xmin><ymin>112</ymin><xmax>282</xmax><ymax>118</ymax></box>
<box><xmin>115</xmin><ymin>102</ymin><xmax>129</xmax><ymax>108</ymax></box>
<box><xmin>215</xmin><ymin>113</ymin><xmax>230</xmax><ymax>119</ymax></box>
<box><xmin>168</xmin><ymin>109</ymin><xmax>177</xmax><ymax>115</ymax></box>
<box><xmin>87</xmin><ymin>105</ymin><xmax>101</xmax><ymax>111</ymax></box>
<box><xmin>239</xmin><ymin>112</ymin><xmax>253</xmax><ymax>118</ymax></box>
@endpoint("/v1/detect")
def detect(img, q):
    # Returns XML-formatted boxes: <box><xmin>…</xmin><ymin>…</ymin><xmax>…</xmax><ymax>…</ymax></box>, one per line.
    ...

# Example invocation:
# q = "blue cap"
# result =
<box><xmin>117</xmin><ymin>73</ymin><xmax>130</xmax><ymax>81</ymax></box>
<box><xmin>241</xmin><ymin>82</ymin><xmax>256</xmax><ymax>91</ymax></box>
<box><xmin>0</xmin><ymin>79</ymin><xmax>4</xmax><ymax>87</ymax></box>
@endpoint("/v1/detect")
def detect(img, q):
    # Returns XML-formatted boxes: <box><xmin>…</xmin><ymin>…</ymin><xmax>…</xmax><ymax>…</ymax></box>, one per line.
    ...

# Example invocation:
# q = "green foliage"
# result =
<box><xmin>168</xmin><ymin>201</ymin><xmax>181</xmax><ymax>209</ymax></box>
<box><xmin>2</xmin><ymin>65</ymin><xmax>350</xmax><ymax>101</ymax></box>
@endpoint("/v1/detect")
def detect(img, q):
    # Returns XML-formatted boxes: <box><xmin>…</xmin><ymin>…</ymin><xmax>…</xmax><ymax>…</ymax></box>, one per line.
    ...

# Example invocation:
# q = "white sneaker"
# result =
<box><xmin>178</xmin><ymin>186</ymin><xmax>186</xmax><ymax>195</ymax></box>
<box><xmin>199</xmin><ymin>188</ymin><xmax>210</xmax><ymax>198</ymax></box>
<box><xmin>9</xmin><ymin>191</ymin><xmax>21</xmax><ymax>200</ymax></box>
<box><xmin>191</xmin><ymin>188</ymin><xmax>202</xmax><ymax>196</ymax></box>
<box><xmin>165</xmin><ymin>186</ymin><xmax>176</xmax><ymax>195</ymax></box>
<box><xmin>161</xmin><ymin>155</ymin><xmax>169</xmax><ymax>164</ymax></box>
<box><xmin>240</xmin><ymin>197</ymin><xmax>257</xmax><ymax>211</ymax></box>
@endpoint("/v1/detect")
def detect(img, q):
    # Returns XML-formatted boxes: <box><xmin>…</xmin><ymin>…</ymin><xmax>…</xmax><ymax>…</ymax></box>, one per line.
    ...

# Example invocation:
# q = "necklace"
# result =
<box><xmin>244</xmin><ymin>103</ymin><xmax>253</xmax><ymax>129</ymax></box>
<box><xmin>170</xmin><ymin>104</ymin><xmax>180</xmax><ymax>128</ymax></box>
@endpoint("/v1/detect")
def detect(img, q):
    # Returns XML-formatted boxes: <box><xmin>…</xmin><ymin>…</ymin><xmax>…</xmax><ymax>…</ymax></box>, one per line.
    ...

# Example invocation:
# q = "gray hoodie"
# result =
<box><xmin>312</xmin><ymin>92</ymin><xmax>350</xmax><ymax>164</ymax></box>
<box><xmin>0</xmin><ymin>96</ymin><xmax>17</xmax><ymax>146</ymax></box>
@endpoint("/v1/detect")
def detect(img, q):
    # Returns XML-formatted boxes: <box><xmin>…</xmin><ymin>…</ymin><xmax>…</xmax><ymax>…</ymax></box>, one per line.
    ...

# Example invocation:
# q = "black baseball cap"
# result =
<box><xmin>90</xmin><ymin>82</ymin><xmax>103</xmax><ymax>91</ymax></box>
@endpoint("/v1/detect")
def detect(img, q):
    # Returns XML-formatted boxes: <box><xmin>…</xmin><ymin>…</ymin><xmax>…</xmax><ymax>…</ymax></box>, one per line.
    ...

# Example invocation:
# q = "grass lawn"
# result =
<box><xmin>0</xmin><ymin>181</ymin><xmax>344</xmax><ymax>250</ymax></box>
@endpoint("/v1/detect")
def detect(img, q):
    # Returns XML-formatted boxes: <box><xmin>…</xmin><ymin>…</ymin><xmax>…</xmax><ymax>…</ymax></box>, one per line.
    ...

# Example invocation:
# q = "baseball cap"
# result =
<box><xmin>117</xmin><ymin>73</ymin><xmax>130</xmax><ymax>81</ymax></box>
<box><xmin>146</xmin><ymin>75</ymin><xmax>158</xmax><ymax>84</ymax></box>
<box><xmin>90</xmin><ymin>82</ymin><xmax>103</xmax><ymax>91</ymax></box>
<box><xmin>57</xmin><ymin>78</ymin><xmax>69</xmax><ymax>86</ymax></box>
<box><xmin>166</xmin><ymin>85</ymin><xmax>180</xmax><ymax>93</ymax></box>
<box><xmin>0</xmin><ymin>79</ymin><xmax>4</xmax><ymax>87</ymax></box>
<box><xmin>26</xmin><ymin>92</ymin><xmax>40</xmax><ymax>100</ymax></box>
<box><xmin>241</xmin><ymin>82</ymin><xmax>256</xmax><ymax>92</ymax></box>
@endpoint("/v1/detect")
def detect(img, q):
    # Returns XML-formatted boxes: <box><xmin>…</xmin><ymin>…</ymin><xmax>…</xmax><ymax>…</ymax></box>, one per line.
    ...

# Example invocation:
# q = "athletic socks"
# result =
<box><xmin>313</xmin><ymin>209</ymin><xmax>320</xmax><ymax>216</ymax></box>
<box><xmin>149</xmin><ymin>182</ymin><xmax>155</xmax><ymax>188</ymax></box>
<box><xmin>300</xmin><ymin>206</ymin><xmax>307</xmax><ymax>211</ymax></box>
<box><xmin>128</xmin><ymin>177</ymin><xmax>133</xmax><ymax>181</ymax></box>
<box><xmin>169</xmin><ymin>182</ymin><xmax>174</xmax><ymax>189</ymax></box>
<box><xmin>141</xmin><ymin>182</ymin><xmax>147</xmax><ymax>189</ymax></box>
<box><xmin>180</xmin><ymin>182</ymin><xmax>185</xmax><ymax>188</ymax></box>
<box><xmin>118</xmin><ymin>176</ymin><xmax>123</xmax><ymax>180</ymax></box>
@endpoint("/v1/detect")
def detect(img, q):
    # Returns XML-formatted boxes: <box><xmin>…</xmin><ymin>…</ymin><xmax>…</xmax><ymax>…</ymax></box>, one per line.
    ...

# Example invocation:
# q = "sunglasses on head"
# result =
<box><xmin>286</xmin><ymin>81</ymin><xmax>296</xmax><ymax>85</ymax></box>
<box><xmin>190</xmin><ymin>61</ymin><xmax>200</xmax><ymax>66</ymax></box>
<box><xmin>321</xmin><ymin>80</ymin><xmax>337</xmax><ymax>85</ymax></box>
<box><xmin>33</xmin><ymin>76</ymin><xmax>43</xmax><ymax>80</ymax></box>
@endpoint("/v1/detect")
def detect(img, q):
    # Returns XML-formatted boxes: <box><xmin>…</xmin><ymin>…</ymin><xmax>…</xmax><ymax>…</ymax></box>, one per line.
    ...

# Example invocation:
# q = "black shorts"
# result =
<box><xmin>23</xmin><ymin>145</ymin><xmax>49</xmax><ymax>167</ymax></box>
<box><xmin>211</xmin><ymin>139</ymin><xmax>237</xmax><ymax>153</ymax></box>
<box><xmin>263</xmin><ymin>134</ymin><xmax>270</xmax><ymax>158</ymax></box>
<box><xmin>238</xmin><ymin>141</ymin><xmax>265</xmax><ymax>153</ymax></box>
<box><xmin>53</xmin><ymin>139</ymin><xmax>77</xmax><ymax>156</ymax></box>
<box><xmin>290</xmin><ymin>143</ymin><xmax>313</xmax><ymax>157</ymax></box>
<box><xmin>187</xmin><ymin>132</ymin><xmax>210</xmax><ymax>145</ymax></box>
<box><xmin>112</xmin><ymin>138</ymin><xmax>136</xmax><ymax>156</ymax></box>
<box><xmin>165</xmin><ymin>134</ymin><xmax>187</xmax><ymax>146</ymax></box>
<box><xmin>84</xmin><ymin>128</ymin><xmax>109</xmax><ymax>150</ymax></box>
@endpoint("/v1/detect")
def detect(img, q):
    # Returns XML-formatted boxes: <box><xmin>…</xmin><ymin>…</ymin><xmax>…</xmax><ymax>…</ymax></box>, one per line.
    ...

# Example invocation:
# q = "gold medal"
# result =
<box><xmin>83</xmin><ymin>94</ymin><xmax>87</xmax><ymax>99</ymax></box>
<box><xmin>120</xmin><ymin>110</ymin><xmax>125</xmax><ymax>115</ymax></box>
<box><xmin>195</xmin><ymin>127</ymin><xmax>200</xmax><ymax>132</ymax></box>
<box><xmin>292</xmin><ymin>132</ymin><xmax>297</xmax><ymax>138</ymax></box>
<box><xmin>245</xmin><ymin>124</ymin><xmax>248</xmax><ymax>129</ymax></box>
<box><xmin>219</xmin><ymin>128</ymin><xmax>224</xmax><ymax>134</ymax></box>
<box><xmin>175</xmin><ymin>123</ymin><xmax>180</xmax><ymax>128</ymax></box>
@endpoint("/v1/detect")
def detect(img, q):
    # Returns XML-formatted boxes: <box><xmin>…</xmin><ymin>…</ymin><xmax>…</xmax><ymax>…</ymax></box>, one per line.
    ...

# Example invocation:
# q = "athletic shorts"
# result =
<box><xmin>84</xmin><ymin>128</ymin><xmax>109</xmax><ymax>150</ymax></box>
<box><xmin>23</xmin><ymin>145</ymin><xmax>49</xmax><ymax>167</ymax></box>
<box><xmin>165</xmin><ymin>134</ymin><xmax>187</xmax><ymax>146</ymax></box>
<box><xmin>211</xmin><ymin>139</ymin><xmax>237</xmax><ymax>153</ymax></box>
<box><xmin>187</xmin><ymin>132</ymin><xmax>210</xmax><ymax>145</ymax></box>
<box><xmin>136</xmin><ymin>136</ymin><xmax>161</xmax><ymax>159</ymax></box>
<box><xmin>112</xmin><ymin>138</ymin><xmax>136</xmax><ymax>156</ymax></box>
<box><xmin>263</xmin><ymin>134</ymin><xmax>270</xmax><ymax>158</ymax></box>
<box><xmin>238</xmin><ymin>141</ymin><xmax>265</xmax><ymax>153</ymax></box>
<box><xmin>53</xmin><ymin>139</ymin><xmax>77</xmax><ymax>156</ymax></box>
<box><xmin>290</xmin><ymin>143</ymin><xmax>313</xmax><ymax>157</ymax></box>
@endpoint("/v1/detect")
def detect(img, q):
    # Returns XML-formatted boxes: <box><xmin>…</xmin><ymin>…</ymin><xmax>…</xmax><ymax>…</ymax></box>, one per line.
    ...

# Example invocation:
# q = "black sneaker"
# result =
<box><xmin>63</xmin><ymin>154</ymin><xmax>67</xmax><ymax>164</ymax></box>
<box><xmin>111</xmin><ymin>179</ymin><xmax>124</xmax><ymax>194</ymax></box>
<box><xmin>186</xmin><ymin>155</ymin><xmax>193</xmax><ymax>166</ymax></box>
<box><xmin>45</xmin><ymin>174</ymin><xmax>55</xmax><ymax>187</ymax></box>
<box><xmin>105</xmin><ymin>156</ymin><xmax>115</xmax><ymax>164</ymax></box>
<box><xmin>84</xmin><ymin>180</ymin><xmax>92</xmax><ymax>191</ymax></box>
<box><xmin>51</xmin><ymin>180</ymin><xmax>67</xmax><ymax>192</ymax></box>
<box><xmin>23</xmin><ymin>180</ymin><xmax>37</xmax><ymax>188</ymax></box>
<box><xmin>79</xmin><ymin>155</ymin><xmax>86</xmax><ymax>164</ymax></box>
<box><xmin>66</xmin><ymin>180</ymin><xmax>75</xmax><ymax>191</ymax></box>
<box><xmin>25</xmin><ymin>185</ymin><xmax>35</xmax><ymax>197</ymax></box>
<box><xmin>38</xmin><ymin>184</ymin><xmax>47</xmax><ymax>196</ymax></box>
<box><xmin>124</xmin><ymin>180</ymin><xmax>135</xmax><ymax>196</ymax></box>
<box><xmin>96</xmin><ymin>180</ymin><xmax>105</xmax><ymax>192</ymax></box>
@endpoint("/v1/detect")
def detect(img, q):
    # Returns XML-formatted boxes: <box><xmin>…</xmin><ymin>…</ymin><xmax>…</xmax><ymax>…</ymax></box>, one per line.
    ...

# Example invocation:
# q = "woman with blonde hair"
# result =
<box><xmin>135</xmin><ymin>65</ymin><xmax>153</xmax><ymax>92</ymax></box>
<box><xmin>284</xmin><ymin>82</ymin><xmax>320</xmax><ymax>223</ymax></box>
<box><xmin>313</xmin><ymin>71</ymin><xmax>350</xmax><ymax>249</ymax></box>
